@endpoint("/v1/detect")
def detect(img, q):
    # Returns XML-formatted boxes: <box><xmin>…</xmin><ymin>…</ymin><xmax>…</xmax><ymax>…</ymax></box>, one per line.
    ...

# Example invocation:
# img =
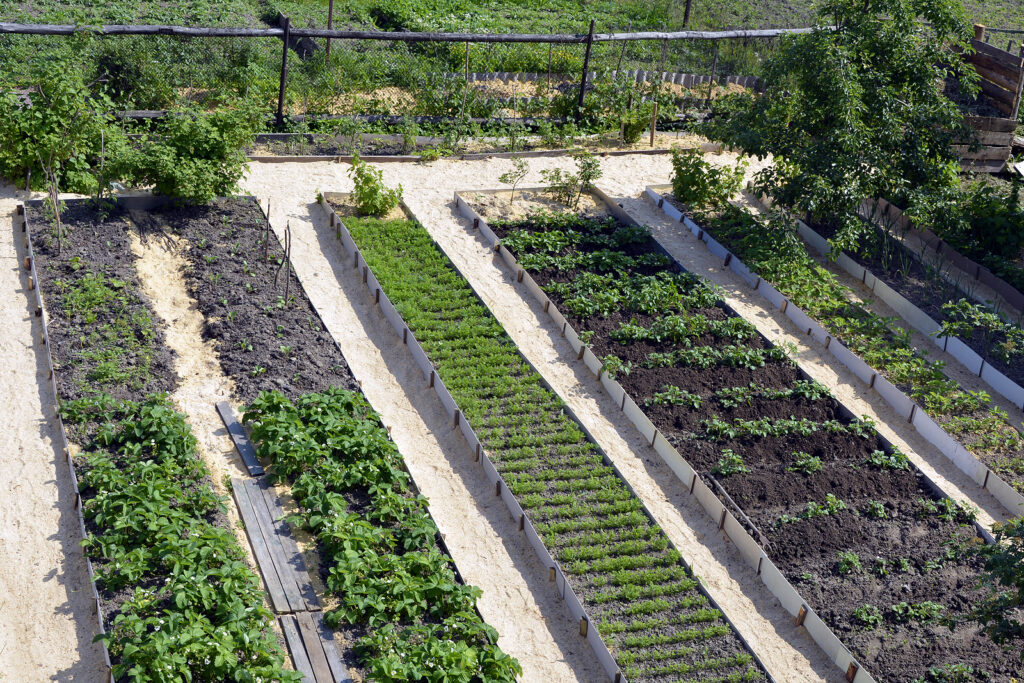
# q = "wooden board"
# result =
<box><xmin>313</xmin><ymin>611</ymin><xmax>352</xmax><ymax>683</ymax></box>
<box><xmin>979</xmin><ymin>77</ymin><xmax>1017</xmax><ymax>107</ymax></box>
<box><xmin>954</xmin><ymin>129</ymin><xmax>1015</xmax><ymax>146</ymax></box>
<box><xmin>257</xmin><ymin>480</ymin><xmax>320</xmax><ymax>610</ymax></box>
<box><xmin>972</xmin><ymin>61</ymin><xmax>1021</xmax><ymax>93</ymax></box>
<box><xmin>280</xmin><ymin>615</ymin><xmax>316</xmax><ymax>682</ymax></box>
<box><xmin>953</xmin><ymin>144</ymin><xmax>1012</xmax><ymax>161</ymax></box>
<box><xmin>970</xmin><ymin>39</ymin><xmax>1024</xmax><ymax>70</ymax></box>
<box><xmin>965</xmin><ymin>115</ymin><xmax>1018</xmax><ymax>132</ymax></box>
<box><xmin>962</xmin><ymin>157</ymin><xmax>1008</xmax><ymax>173</ymax></box>
<box><xmin>297</xmin><ymin>611</ymin><xmax>334</xmax><ymax>683</ymax></box>
<box><xmin>217</xmin><ymin>401</ymin><xmax>264</xmax><ymax>476</ymax></box>
<box><xmin>968</xmin><ymin>51</ymin><xmax>1024</xmax><ymax>84</ymax></box>
<box><xmin>232</xmin><ymin>478</ymin><xmax>290</xmax><ymax>612</ymax></box>
<box><xmin>238</xmin><ymin>478</ymin><xmax>309</xmax><ymax>613</ymax></box>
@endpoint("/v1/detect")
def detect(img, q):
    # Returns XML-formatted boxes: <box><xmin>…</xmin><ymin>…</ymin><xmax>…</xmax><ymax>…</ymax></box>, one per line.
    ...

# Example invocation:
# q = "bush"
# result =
<box><xmin>670</xmin><ymin>149</ymin><xmax>746</xmax><ymax>210</ymax></box>
<box><xmin>128</xmin><ymin>102</ymin><xmax>260</xmax><ymax>204</ymax></box>
<box><xmin>349</xmin><ymin>153</ymin><xmax>403</xmax><ymax>216</ymax></box>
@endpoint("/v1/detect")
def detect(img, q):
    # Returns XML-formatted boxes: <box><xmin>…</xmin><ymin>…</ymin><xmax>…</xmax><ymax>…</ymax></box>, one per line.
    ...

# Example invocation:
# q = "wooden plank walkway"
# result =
<box><xmin>217</xmin><ymin>401</ymin><xmax>264</xmax><ymax>475</ymax></box>
<box><xmin>230</xmin><ymin>474</ymin><xmax>351</xmax><ymax>682</ymax></box>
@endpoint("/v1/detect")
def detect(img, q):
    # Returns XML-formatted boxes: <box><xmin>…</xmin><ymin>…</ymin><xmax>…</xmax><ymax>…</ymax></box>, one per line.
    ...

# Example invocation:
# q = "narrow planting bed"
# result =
<box><xmin>478</xmin><ymin>206</ymin><xmax>1019</xmax><ymax>681</ymax></box>
<box><xmin>142</xmin><ymin>197</ymin><xmax>521</xmax><ymax>681</ymax></box>
<box><xmin>340</xmin><ymin>211</ymin><xmax>766</xmax><ymax>683</ymax></box>
<box><xmin>27</xmin><ymin>202</ymin><xmax>296</xmax><ymax>682</ymax></box>
<box><xmin>664</xmin><ymin>192</ymin><xmax>1024</xmax><ymax>497</ymax></box>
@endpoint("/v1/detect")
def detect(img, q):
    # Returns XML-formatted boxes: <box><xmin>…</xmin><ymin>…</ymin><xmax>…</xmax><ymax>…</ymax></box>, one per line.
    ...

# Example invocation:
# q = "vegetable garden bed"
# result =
<box><xmin>647</xmin><ymin>185</ymin><xmax>1024</xmax><ymax>514</ymax></box>
<box><xmin>134</xmin><ymin>196</ymin><xmax>521</xmax><ymax>681</ymax></box>
<box><xmin>453</xmin><ymin>188</ymin><xmax>1020</xmax><ymax>682</ymax></box>
<box><xmin>22</xmin><ymin>197</ymin><xmax>296</xmax><ymax>683</ymax></box>
<box><xmin>320</xmin><ymin>193</ymin><xmax>767</xmax><ymax>683</ymax></box>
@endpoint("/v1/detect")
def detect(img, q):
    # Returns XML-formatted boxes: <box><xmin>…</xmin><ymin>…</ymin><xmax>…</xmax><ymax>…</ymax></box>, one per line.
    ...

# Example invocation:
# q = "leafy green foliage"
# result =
<box><xmin>864</xmin><ymin>448</ymin><xmax>910</xmax><ymax>471</ymax></box>
<box><xmin>965</xmin><ymin>518</ymin><xmax>1024</xmax><ymax>655</ymax></box>
<box><xmin>498</xmin><ymin>158</ymin><xmax>529</xmax><ymax>205</ymax></box>
<box><xmin>787</xmin><ymin>451</ymin><xmax>822</xmax><ymax>475</ymax></box>
<box><xmin>853</xmin><ymin>604</ymin><xmax>883</xmax><ymax>629</ymax></box>
<box><xmin>349</xmin><ymin>153</ymin><xmax>404</xmax><ymax>216</ymax></box>
<box><xmin>539</xmin><ymin>150</ymin><xmax>603</xmax><ymax>209</ymax></box>
<box><xmin>836</xmin><ymin>550</ymin><xmax>862</xmax><ymax>575</ymax></box>
<box><xmin>670</xmin><ymin>149</ymin><xmax>746</xmax><ymax>210</ymax></box>
<box><xmin>704</xmin><ymin>0</ymin><xmax>974</xmax><ymax>252</ymax></box>
<box><xmin>245</xmin><ymin>389</ymin><xmax>521</xmax><ymax>681</ymax></box>
<box><xmin>62</xmin><ymin>395</ymin><xmax>297</xmax><ymax>683</ymax></box>
<box><xmin>937</xmin><ymin>299</ymin><xmax>1024</xmax><ymax>366</ymax></box>
<box><xmin>712</xmin><ymin>449</ymin><xmax>749</xmax><ymax>477</ymax></box>
<box><xmin>127</xmin><ymin>103</ymin><xmax>260</xmax><ymax>203</ymax></box>
<box><xmin>777</xmin><ymin>494</ymin><xmax>847</xmax><ymax>526</ymax></box>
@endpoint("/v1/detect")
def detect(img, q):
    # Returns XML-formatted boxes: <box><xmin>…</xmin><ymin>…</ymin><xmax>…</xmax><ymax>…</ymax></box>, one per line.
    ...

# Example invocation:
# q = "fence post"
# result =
<box><xmin>683</xmin><ymin>0</ymin><xmax>694</xmax><ymax>28</ymax></box>
<box><xmin>615</xmin><ymin>20</ymin><xmax>631</xmax><ymax>72</ymax></box>
<box><xmin>325</xmin><ymin>0</ymin><xmax>333</xmax><ymax>59</ymax></box>
<box><xmin>575</xmin><ymin>19</ymin><xmax>596</xmax><ymax>122</ymax></box>
<box><xmin>1013</xmin><ymin>43</ymin><xmax>1024</xmax><ymax>120</ymax></box>
<box><xmin>974</xmin><ymin>24</ymin><xmax>985</xmax><ymax>42</ymax></box>
<box><xmin>705</xmin><ymin>42</ymin><xmax>719</xmax><ymax>103</ymax></box>
<box><xmin>277</xmin><ymin>15</ymin><xmax>291</xmax><ymax>129</ymax></box>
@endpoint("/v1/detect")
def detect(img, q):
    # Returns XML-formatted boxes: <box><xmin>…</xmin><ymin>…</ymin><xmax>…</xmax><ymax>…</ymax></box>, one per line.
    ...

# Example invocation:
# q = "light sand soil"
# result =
<box><xmin>0</xmin><ymin>184</ymin><xmax>108</xmax><ymax>681</ymax></box>
<box><xmin>620</xmin><ymin>190</ymin><xmax>1011</xmax><ymax>531</ymax></box>
<box><xmin>244</xmin><ymin>153</ymin><xmax>839</xmax><ymax>682</ymax></box>
<box><xmin>243</xmin><ymin>163</ymin><xmax>606</xmax><ymax>682</ymax></box>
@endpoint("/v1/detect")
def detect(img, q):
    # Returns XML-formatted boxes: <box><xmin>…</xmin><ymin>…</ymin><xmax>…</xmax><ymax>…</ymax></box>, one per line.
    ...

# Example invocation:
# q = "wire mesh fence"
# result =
<box><xmin>0</xmin><ymin>20</ymin><xmax>791</xmax><ymax>128</ymax></box>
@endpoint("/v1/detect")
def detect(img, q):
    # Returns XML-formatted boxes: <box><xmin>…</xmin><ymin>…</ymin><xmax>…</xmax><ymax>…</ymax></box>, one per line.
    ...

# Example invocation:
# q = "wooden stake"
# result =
<box><xmin>325</xmin><ymin>0</ymin><xmax>334</xmax><ymax>58</ymax></box>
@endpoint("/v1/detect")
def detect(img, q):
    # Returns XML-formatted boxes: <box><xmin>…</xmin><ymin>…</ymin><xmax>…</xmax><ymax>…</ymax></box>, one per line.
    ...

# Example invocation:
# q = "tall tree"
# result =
<box><xmin>704</xmin><ymin>0</ymin><xmax>977</xmax><ymax>252</ymax></box>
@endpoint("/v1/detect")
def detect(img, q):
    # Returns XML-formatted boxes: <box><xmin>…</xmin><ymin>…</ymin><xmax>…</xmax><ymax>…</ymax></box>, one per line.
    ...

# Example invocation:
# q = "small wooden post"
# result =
<box><xmin>325</xmin><ymin>0</ymin><xmax>334</xmax><ymax>59</ymax></box>
<box><xmin>795</xmin><ymin>604</ymin><xmax>808</xmax><ymax>627</ymax></box>
<box><xmin>575</xmin><ymin>19</ymin><xmax>596</xmax><ymax>122</ymax></box>
<box><xmin>706</xmin><ymin>42</ymin><xmax>719</xmax><ymax>103</ymax></box>
<box><xmin>683</xmin><ymin>0</ymin><xmax>693</xmax><ymax>27</ymax></box>
<box><xmin>974</xmin><ymin>24</ymin><xmax>986</xmax><ymax>42</ymax></box>
<box><xmin>276</xmin><ymin>15</ymin><xmax>291</xmax><ymax>129</ymax></box>
<box><xmin>615</xmin><ymin>20</ymin><xmax>632</xmax><ymax>72</ymax></box>
<box><xmin>460</xmin><ymin>43</ymin><xmax>470</xmax><ymax>122</ymax></box>
<box><xmin>1011</xmin><ymin>43</ymin><xmax>1024</xmax><ymax>120</ymax></box>
<box><xmin>649</xmin><ymin>100</ymin><xmax>658</xmax><ymax>147</ymax></box>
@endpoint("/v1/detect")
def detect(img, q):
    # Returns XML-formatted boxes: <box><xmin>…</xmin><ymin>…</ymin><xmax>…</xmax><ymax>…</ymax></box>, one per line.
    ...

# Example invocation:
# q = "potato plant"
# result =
<box><xmin>342</xmin><ymin>214</ymin><xmax>764</xmax><ymax>683</ymax></box>
<box><xmin>243</xmin><ymin>389</ymin><xmax>521</xmax><ymax>683</ymax></box>
<box><xmin>488</xmin><ymin>208</ymin><xmax>1017</xmax><ymax>679</ymax></box>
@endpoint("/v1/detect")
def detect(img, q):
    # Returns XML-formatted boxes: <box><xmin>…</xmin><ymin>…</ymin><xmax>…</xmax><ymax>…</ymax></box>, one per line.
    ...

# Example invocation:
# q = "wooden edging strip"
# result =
<box><xmin>709</xmin><ymin>184</ymin><xmax>1024</xmax><ymax>518</ymax></box>
<box><xmin>20</xmin><ymin>203</ymin><xmax>116</xmax><ymax>683</ymax></box>
<box><xmin>320</xmin><ymin>193</ymin><xmax>777</xmax><ymax>683</ymax></box>
<box><xmin>450</xmin><ymin>188</ymin><xmax>869</xmax><ymax>683</ymax></box>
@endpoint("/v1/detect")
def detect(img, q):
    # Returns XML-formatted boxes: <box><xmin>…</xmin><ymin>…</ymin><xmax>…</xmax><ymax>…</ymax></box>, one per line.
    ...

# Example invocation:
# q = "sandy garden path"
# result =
<box><xmin>244</xmin><ymin>151</ymin><xmax>841</xmax><ymax>682</ymax></box>
<box><xmin>0</xmin><ymin>184</ymin><xmax>108</xmax><ymax>681</ymax></box>
<box><xmin>243</xmin><ymin>163</ymin><xmax>607</xmax><ymax>682</ymax></box>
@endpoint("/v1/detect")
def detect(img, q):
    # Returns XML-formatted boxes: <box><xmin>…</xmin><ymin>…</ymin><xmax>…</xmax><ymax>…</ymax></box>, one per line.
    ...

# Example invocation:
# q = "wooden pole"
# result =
<box><xmin>683</xmin><ymin>0</ymin><xmax>693</xmax><ymax>28</ymax></box>
<box><xmin>706</xmin><ymin>42</ymin><xmax>719</xmax><ymax>103</ymax></box>
<box><xmin>277</xmin><ymin>15</ymin><xmax>290</xmax><ymax>129</ymax></box>
<box><xmin>649</xmin><ymin>100</ymin><xmax>658</xmax><ymax>147</ymax></box>
<box><xmin>974</xmin><ymin>24</ymin><xmax>986</xmax><ymax>42</ymax></box>
<box><xmin>616</xmin><ymin>20</ymin><xmax>631</xmax><ymax>72</ymax></box>
<box><xmin>1012</xmin><ymin>43</ymin><xmax>1024</xmax><ymax>120</ymax></box>
<box><xmin>460</xmin><ymin>42</ymin><xmax>470</xmax><ymax>123</ymax></box>
<box><xmin>575</xmin><ymin>19</ymin><xmax>595</xmax><ymax>122</ymax></box>
<box><xmin>547</xmin><ymin>43</ymin><xmax>552</xmax><ymax>89</ymax></box>
<box><xmin>325</xmin><ymin>0</ymin><xmax>333</xmax><ymax>59</ymax></box>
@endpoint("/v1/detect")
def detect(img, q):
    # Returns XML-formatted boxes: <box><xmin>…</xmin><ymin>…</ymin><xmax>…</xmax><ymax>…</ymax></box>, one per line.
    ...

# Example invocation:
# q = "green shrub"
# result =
<box><xmin>670</xmin><ymin>149</ymin><xmax>746</xmax><ymax>210</ymax></box>
<box><xmin>349</xmin><ymin>153</ymin><xmax>403</xmax><ymax>216</ymax></box>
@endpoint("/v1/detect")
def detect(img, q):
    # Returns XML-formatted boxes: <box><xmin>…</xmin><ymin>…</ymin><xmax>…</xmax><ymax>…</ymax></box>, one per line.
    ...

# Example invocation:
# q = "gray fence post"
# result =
<box><xmin>277</xmin><ymin>15</ymin><xmax>290</xmax><ymax>128</ymax></box>
<box><xmin>576</xmin><ymin>19</ymin><xmax>596</xmax><ymax>122</ymax></box>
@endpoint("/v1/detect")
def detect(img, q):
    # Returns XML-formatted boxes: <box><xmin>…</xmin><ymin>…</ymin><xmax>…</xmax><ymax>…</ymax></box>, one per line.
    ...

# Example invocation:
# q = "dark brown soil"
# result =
<box><xmin>27</xmin><ymin>202</ymin><xmax>177</xmax><ymax>407</ymax></box>
<box><xmin>485</xmin><ymin>209</ymin><xmax>1022</xmax><ymax>681</ymax></box>
<box><xmin>142</xmin><ymin>198</ymin><xmax>359</xmax><ymax>403</ymax></box>
<box><xmin>812</xmin><ymin>217</ymin><xmax>1024</xmax><ymax>386</ymax></box>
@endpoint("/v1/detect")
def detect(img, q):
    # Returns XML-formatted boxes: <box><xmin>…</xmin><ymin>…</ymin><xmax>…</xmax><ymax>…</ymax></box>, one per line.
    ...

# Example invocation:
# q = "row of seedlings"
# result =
<box><xmin>325</xmin><ymin>196</ymin><xmax>768</xmax><ymax>683</ymax></box>
<box><xmin>153</xmin><ymin>197</ymin><xmax>522</xmax><ymax>681</ymax></box>
<box><xmin>22</xmin><ymin>198</ymin><xmax>298</xmax><ymax>682</ymax></box>
<box><xmin>454</xmin><ymin>189</ymin><xmax>1020</xmax><ymax>681</ymax></box>
<box><xmin>645</xmin><ymin>154</ymin><xmax>1024</xmax><ymax>509</ymax></box>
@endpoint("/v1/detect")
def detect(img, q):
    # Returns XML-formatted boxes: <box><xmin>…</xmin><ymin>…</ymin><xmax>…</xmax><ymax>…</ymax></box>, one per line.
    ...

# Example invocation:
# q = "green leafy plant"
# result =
<box><xmin>349</xmin><ymin>152</ymin><xmax>403</xmax><ymax>216</ymax></box>
<box><xmin>670</xmin><ymin>149</ymin><xmax>746</xmax><ymax>210</ymax></box>
<box><xmin>539</xmin><ymin>150</ymin><xmax>603</xmax><ymax>210</ymax></box>
<box><xmin>853</xmin><ymin>604</ymin><xmax>883</xmax><ymax>630</ymax></box>
<box><xmin>712</xmin><ymin>449</ymin><xmax>749</xmax><ymax>477</ymax></box>
<box><xmin>837</xmin><ymin>550</ymin><xmax>862</xmax><ymax>575</ymax></box>
<box><xmin>787</xmin><ymin>451</ymin><xmax>822</xmax><ymax>475</ymax></box>
<box><xmin>964</xmin><ymin>517</ymin><xmax>1024</xmax><ymax>654</ymax></box>
<box><xmin>498</xmin><ymin>158</ymin><xmax>529</xmax><ymax>205</ymax></box>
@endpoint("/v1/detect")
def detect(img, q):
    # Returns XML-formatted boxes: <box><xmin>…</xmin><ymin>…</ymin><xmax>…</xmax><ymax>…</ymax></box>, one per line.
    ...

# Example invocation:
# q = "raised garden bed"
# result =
<box><xmin>453</xmin><ymin>189</ymin><xmax>1019</xmax><ymax>682</ymax></box>
<box><xmin>650</xmin><ymin>186</ymin><xmax>1024</xmax><ymax>510</ymax></box>
<box><xmin>131</xmin><ymin>196</ymin><xmax>520</xmax><ymax>681</ymax></box>
<box><xmin>321</xmin><ymin>194</ymin><xmax>767</xmax><ymax>683</ymax></box>
<box><xmin>23</xmin><ymin>198</ymin><xmax>295</xmax><ymax>683</ymax></box>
